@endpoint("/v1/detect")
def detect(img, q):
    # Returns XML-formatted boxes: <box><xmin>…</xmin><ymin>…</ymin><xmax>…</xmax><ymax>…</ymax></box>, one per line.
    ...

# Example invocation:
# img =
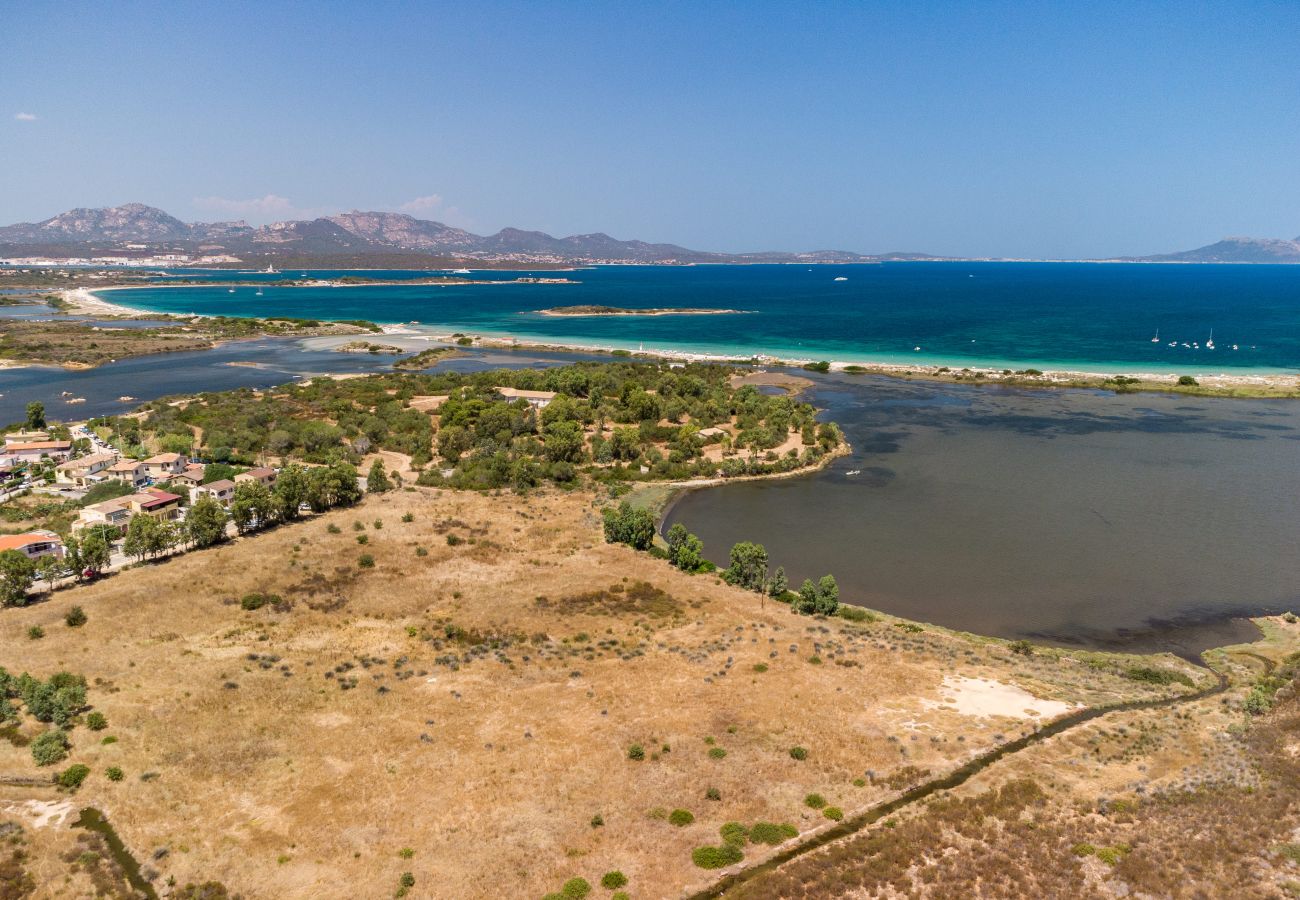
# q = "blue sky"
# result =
<box><xmin>2</xmin><ymin>1</ymin><xmax>1298</xmax><ymax>258</ymax></box>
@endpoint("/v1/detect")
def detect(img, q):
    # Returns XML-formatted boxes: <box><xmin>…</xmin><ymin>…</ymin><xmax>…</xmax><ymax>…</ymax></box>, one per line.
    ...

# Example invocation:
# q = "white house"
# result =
<box><xmin>0</xmin><ymin>440</ymin><xmax>74</xmax><ymax>466</ymax></box>
<box><xmin>142</xmin><ymin>452</ymin><xmax>188</xmax><ymax>480</ymax></box>
<box><xmin>235</xmin><ymin>466</ymin><xmax>277</xmax><ymax>489</ymax></box>
<box><xmin>191</xmin><ymin>479</ymin><xmax>236</xmax><ymax>508</ymax></box>
<box><xmin>104</xmin><ymin>459</ymin><xmax>148</xmax><ymax>489</ymax></box>
<box><xmin>56</xmin><ymin>450</ymin><xmax>120</xmax><ymax>487</ymax></box>
<box><xmin>496</xmin><ymin>387</ymin><xmax>556</xmax><ymax>410</ymax></box>
<box><xmin>0</xmin><ymin>530</ymin><xmax>65</xmax><ymax>560</ymax></box>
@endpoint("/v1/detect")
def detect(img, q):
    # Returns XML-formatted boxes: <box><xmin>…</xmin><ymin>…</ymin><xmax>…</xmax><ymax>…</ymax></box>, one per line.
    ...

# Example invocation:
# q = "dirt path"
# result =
<box><xmin>687</xmin><ymin>654</ymin><xmax>1242</xmax><ymax>899</ymax></box>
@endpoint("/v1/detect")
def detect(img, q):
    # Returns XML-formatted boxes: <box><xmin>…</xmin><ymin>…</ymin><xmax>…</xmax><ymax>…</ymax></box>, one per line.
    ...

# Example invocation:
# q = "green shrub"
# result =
<box><xmin>560</xmin><ymin>877</ymin><xmax>591</xmax><ymax>898</ymax></box>
<box><xmin>1009</xmin><ymin>639</ymin><xmax>1033</xmax><ymax>656</ymax></box>
<box><xmin>804</xmin><ymin>793</ymin><xmax>826</xmax><ymax>809</ymax></box>
<box><xmin>327</xmin><ymin>523</ymin><xmax>341</xmax><ymax>534</ymax></box>
<box><xmin>398</xmin><ymin>847</ymin><xmax>415</xmax><ymax>859</ymax></box>
<box><xmin>1071</xmin><ymin>842</ymin><xmax>1096</xmax><ymax>857</ymax></box>
<box><xmin>719</xmin><ymin>822</ymin><xmax>748</xmax><ymax>846</ymax></box>
<box><xmin>356</xmin><ymin>534</ymin><xmax>369</xmax><ymax>544</ymax></box>
<box><xmin>589</xmin><ymin>814</ymin><xmax>603</xmax><ymax>828</ymax></box>
<box><xmin>707</xmin><ymin>747</ymin><xmax>727</xmax><ymax>760</ymax></box>
<box><xmin>65</xmin><ymin>606</ymin><xmax>87</xmax><ymax>627</ymax></box>
<box><xmin>240</xmin><ymin>592</ymin><xmax>282</xmax><ymax>611</ymax></box>
<box><xmin>27</xmin><ymin>625</ymin><xmax>43</xmax><ymax>640</ymax></box>
<box><xmin>1177</xmin><ymin>375</ymin><xmax>1199</xmax><ymax>386</ymax></box>
<box><xmin>691</xmin><ymin>843</ymin><xmax>744</xmax><ymax>869</ymax></box>
<box><xmin>86</xmin><ymin>711</ymin><xmax>107</xmax><ymax>731</ymax></box>
<box><xmin>669</xmin><ymin>808</ymin><xmax>695</xmax><ymax>827</ymax></box>
<box><xmin>415</xmin><ymin>546</ymin><xmax>428</xmax><ymax>557</ymax></box>
<box><xmin>1095</xmin><ymin>844</ymin><xmax>1131</xmax><ymax>865</ymax></box>
<box><xmin>1125</xmin><ymin>666</ymin><xmax>1194</xmax><ymax>687</ymax></box>
<box><xmin>358</xmin><ymin>554</ymin><xmax>375</xmax><ymax>569</ymax></box>
<box><xmin>58</xmin><ymin>763</ymin><xmax>91</xmax><ymax>790</ymax></box>
<box><xmin>789</xmin><ymin>746</ymin><xmax>808</xmax><ymax>761</ymax></box>
<box><xmin>823</xmin><ymin>806</ymin><xmax>844</xmax><ymax>821</ymax></box>
<box><xmin>600</xmin><ymin>871</ymin><xmax>628</xmax><ymax>889</ymax></box>
<box><xmin>627</xmin><ymin>744</ymin><xmax>645</xmax><ymax>761</ymax></box>
<box><xmin>401</xmin><ymin>512</ymin><xmax>414</xmax><ymax>523</ymax></box>
<box><xmin>705</xmin><ymin>786</ymin><xmax>721</xmax><ymax>801</ymax></box>
<box><xmin>612</xmin><ymin>894</ymin><xmax>630</xmax><ymax>900</ymax></box>
<box><xmin>836</xmin><ymin>605</ymin><xmax>872</xmax><ymax>622</ymax></box>
<box><xmin>446</xmin><ymin>534</ymin><xmax>463</xmax><ymax>546</ymax></box>
<box><xmin>31</xmin><ymin>730</ymin><xmax>70</xmax><ymax>766</ymax></box>
<box><xmin>748</xmin><ymin>822</ymin><xmax>798</xmax><ymax>845</ymax></box>
<box><xmin>802</xmin><ymin>361</ymin><xmax>831</xmax><ymax>373</ymax></box>
<box><xmin>105</xmin><ymin>766</ymin><xmax>124</xmax><ymax>782</ymax></box>
<box><xmin>752</xmin><ymin>663</ymin><xmax>768</xmax><ymax>673</ymax></box>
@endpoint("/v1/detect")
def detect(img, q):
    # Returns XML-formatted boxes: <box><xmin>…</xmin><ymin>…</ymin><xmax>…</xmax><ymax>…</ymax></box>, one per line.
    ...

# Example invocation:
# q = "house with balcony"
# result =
<box><xmin>191</xmin><ymin>479</ymin><xmax>236</xmax><ymax>508</ymax></box>
<box><xmin>495</xmin><ymin>387</ymin><xmax>556</xmax><ymax>410</ymax></box>
<box><xmin>0</xmin><ymin>530</ymin><xmax>65</xmax><ymax>560</ymax></box>
<box><xmin>171</xmin><ymin>464</ymin><xmax>207</xmax><ymax>488</ymax></box>
<box><xmin>104</xmin><ymin>459</ymin><xmax>148</xmax><ymax>489</ymax></box>
<box><xmin>142</xmin><ymin>452</ymin><xmax>188</xmax><ymax>481</ymax></box>
<box><xmin>235</xmin><ymin>466</ymin><xmax>277</xmax><ymax>489</ymax></box>
<box><xmin>55</xmin><ymin>450</ymin><xmax>120</xmax><ymax>487</ymax></box>
<box><xmin>0</xmin><ymin>440</ymin><xmax>74</xmax><ymax>466</ymax></box>
<box><xmin>74</xmin><ymin>488</ymin><xmax>183</xmax><ymax>534</ymax></box>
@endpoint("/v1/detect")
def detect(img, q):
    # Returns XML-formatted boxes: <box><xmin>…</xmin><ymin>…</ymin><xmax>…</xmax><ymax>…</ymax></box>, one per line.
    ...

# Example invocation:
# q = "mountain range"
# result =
<box><xmin>1128</xmin><ymin>235</ymin><xmax>1300</xmax><ymax>263</ymax></box>
<box><xmin>0</xmin><ymin>203</ymin><xmax>928</xmax><ymax>265</ymax></box>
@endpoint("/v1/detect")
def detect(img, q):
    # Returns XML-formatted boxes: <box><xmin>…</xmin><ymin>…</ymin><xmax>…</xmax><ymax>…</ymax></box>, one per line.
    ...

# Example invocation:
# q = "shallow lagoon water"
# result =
<box><xmin>666</xmin><ymin>374</ymin><xmax>1300</xmax><ymax>655</ymax></box>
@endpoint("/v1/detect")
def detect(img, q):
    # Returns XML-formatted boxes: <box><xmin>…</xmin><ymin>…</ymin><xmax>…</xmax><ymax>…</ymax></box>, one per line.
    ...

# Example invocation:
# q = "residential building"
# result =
<box><xmin>496</xmin><ymin>387</ymin><xmax>557</xmax><ymax>409</ymax></box>
<box><xmin>142</xmin><ymin>452</ymin><xmax>188</xmax><ymax>480</ymax></box>
<box><xmin>4</xmin><ymin>431</ymin><xmax>50</xmax><ymax>445</ymax></box>
<box><xmin>0</xmin><ymin>440</ymin><xmax>74</xmax><ymax>465</ymax></box>
<box><xmin>192</xmin><ymin>479</ymin><xmax>236</xmax><ymax>508</ymax></box>
<box><xmin>0</xmin><ymin>530</ymin><xmax>65</xmax><ymax>560</ymax></box>
<box><xmin>74</xmin><ymin>488</ymin><xmax>183</xmax><ymax>534</ymax></box>
<box><xmin>235</xmin><ymin>466</ymin><xmax>277</xmax><ymax>489</ymax></box>
<box><xmin>172</xmin><ymin>464</ymin><xmax>207</xmax><ymax>488</ymax></box>
<box><xmin>56</xmin><ymin>450</ymin><xmax>120</xmax><ymax>487</ymax></box>
<box><xmin>104</xmin><ymin>459</ymin><xmax>148</xmax><ymax>489</ymax></box>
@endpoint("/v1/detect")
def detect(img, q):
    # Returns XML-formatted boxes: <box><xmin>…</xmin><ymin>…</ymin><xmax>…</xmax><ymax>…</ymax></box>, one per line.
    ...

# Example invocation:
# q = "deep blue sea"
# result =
<box><xmin>100</xmin><ymin>262</ymin><xmax>1300</xmax><ymax>374</ymax></box>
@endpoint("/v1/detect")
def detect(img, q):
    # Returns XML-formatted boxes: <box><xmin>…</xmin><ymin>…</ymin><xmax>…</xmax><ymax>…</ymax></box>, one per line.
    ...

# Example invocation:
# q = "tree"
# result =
<box><xmin>78</xmin><ymin>530</ymin><xmax>112</xmax><ymax>576</ymax></box>
<box><xmin>123</xmin><ymin>514</ymin><xmax>163</xmax><ymax>561</ymax></box>
<box><xmin>272</xmin><ymin>464</ymin><xmax>308</xmax><ymax>520</ymax></box>
<box><xmin>769</xmin><ymin>566</ymin><xmax>789</xmax><ymax>597</ymax></box>
<box><xmin>367</xmin><ymin>459</ymin><xmax>392</xmax><ymax>493</ymax></box>
<box><xmin>231</xmin><ymin>480</ymin><xmax>274</xmax><ymax>533</ymax></box>
<box><xmin>36</xmin><ymin>554</ymin><xmax>63</xmax><ymax>592</ymax></box>
<box><xmin>723</xmin><ymin>542</ymin><xmax>769</xmax><ymax>592</ymax></box>
<box><xmin>202</xmin><ymin>463</ymin><xmax>239</xmax><ymax>485</ymax></box>
<box><xmin>543</xmin><ymin>420</ymin><xmax>585</xmax><ymax>463</ymax></box>
<box><xmin>25</xmin><ymin>401</ymin><xmax>45</xmax><ymax>430</ymax></box>
<box><xmin>186</xmin><ymin>495</ymin><xmax>228</xmax><ymax>548</ymax></box>
<box><xmin>601</xmin><ymin>502</ymin><xmax>655</xmax><ymax>550</ymax></box>
<box><xmin>0</xmin><ymin>550</ymin><xmax>36</xmax><ymax>606</ymax></box>
<box><xmin>665</xmin><ymin>523</ymin><xmax>704</xmax><ymax>572</ymax></box>
<box><xmin>794</xmin><ymin>574</ymin><xmax>839</xmax><ymax>615</ymax></box>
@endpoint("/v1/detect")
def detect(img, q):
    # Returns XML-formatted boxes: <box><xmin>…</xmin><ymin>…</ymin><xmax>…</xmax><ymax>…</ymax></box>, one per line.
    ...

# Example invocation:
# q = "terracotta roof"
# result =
<box><xmin>138</xmin><ymin>489</ymin><xmax>181</xmax><ymax>509</ymax></box>
<box><xmin>3</xmin><ymin>440</ymin><xmax>72</xmax><ymax>452</ymax></box>
<box><xmin>0</xmin><ymin>531</ymin><xmax>62</xmax><ymax>551</ymax></box>
<box><xmin>144</xmin><ymin>453</ymin><xmax>185</xmax><ymax>464</ymax></box>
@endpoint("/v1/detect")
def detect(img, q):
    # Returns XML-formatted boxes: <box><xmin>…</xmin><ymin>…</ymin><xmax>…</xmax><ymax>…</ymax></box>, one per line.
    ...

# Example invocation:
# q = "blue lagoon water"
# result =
<box><xmin>103</xmin><ymin>262</ymin><xmax>1300</xmax><ymax>374</ymax></box>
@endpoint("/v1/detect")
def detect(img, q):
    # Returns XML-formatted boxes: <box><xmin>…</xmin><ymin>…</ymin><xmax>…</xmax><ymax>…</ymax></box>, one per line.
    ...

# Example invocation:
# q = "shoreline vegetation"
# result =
<box><xmin>65</xmin><ymin>285</ymin><xmax>1300</xmax><ymax>399</ymax></box>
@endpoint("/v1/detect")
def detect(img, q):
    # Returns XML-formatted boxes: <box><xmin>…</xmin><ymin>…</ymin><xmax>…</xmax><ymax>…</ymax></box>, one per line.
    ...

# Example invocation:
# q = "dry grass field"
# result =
<box><xmin>0</xmin><ymin>485</ymin><xmax>1293</xmax><ymax>899</ymax></box>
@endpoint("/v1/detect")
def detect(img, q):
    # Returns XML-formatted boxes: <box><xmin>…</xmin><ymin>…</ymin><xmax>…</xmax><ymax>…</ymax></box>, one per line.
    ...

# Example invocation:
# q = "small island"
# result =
<box><xmin>538</xmin><ymin>304</ymin><xmax>743</xmax><ymax>316</ymax></box>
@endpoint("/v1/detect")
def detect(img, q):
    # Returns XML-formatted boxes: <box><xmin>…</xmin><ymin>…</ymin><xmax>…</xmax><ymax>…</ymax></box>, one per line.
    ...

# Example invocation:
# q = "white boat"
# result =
<box><xmin>1167</xmin><ymin>341</ymin><xmax>1176</xmax><ymax>347</ymax></box>
<box><xmin>1232</xmin><ymin>344</ymin><xmax>1239</xmax><ymax>351</ymax></box>
<box><xmin>845</xmin><ymin>469</ymin><xmax>861</xmax><ymax>476</ymax></box>
<box><xmin>1151</xmin><ymin>329</ymin><xmax>1160</xmax><ymax>342</ymax></box>
<box><xmin>227</xmin><ymin>288</ymin><xmax>235</xmax><ymax>293</ymax></box>
<box><xmin>452</xmin><ymin>268</ymin><xmax>472</xmax><ymax>275</ymax></box>
<box><xmin>1192</xmin><ymin>342</ymin><xmax>1199</xmax><ymax>349</ymax></box>
<box><xmin>264</xmin><ymin>264</ymin><xmax>278</xmax><ymax>274</ymax></box>
<box><xmin>913</xmin><ymin>346</ymin><xmax>921</xmax><ymax>351</ymax></box>
<box><xmin>1181</xmin><ymin>342</ymin><xmax>1191</xmax><ymax>348</ymax></box>
<box><xmin>833</xmin><ymin>276</ymin><xmax>848</xmax><ymax>282</ymax></box>
<box><xmin>1206</xmin><ymin>329</ymin><xmax>1215</xmax><ymax>350</ymax></box>
<box><xmin>255</xmin><ymin>289</ymin><xmax>264</xmax><ymax>297</ymax></box>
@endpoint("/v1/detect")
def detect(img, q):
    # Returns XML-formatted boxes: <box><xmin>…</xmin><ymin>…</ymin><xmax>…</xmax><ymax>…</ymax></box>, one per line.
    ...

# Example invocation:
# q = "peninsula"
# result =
<box><xmin>539</xmin><ymin>304</ymin><xmax>745</xmax><ymax>316</ymax></box>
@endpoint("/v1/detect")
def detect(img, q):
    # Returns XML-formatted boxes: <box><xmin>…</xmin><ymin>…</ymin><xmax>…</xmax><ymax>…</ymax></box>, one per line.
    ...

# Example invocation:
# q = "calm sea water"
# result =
<box><xmin>666</xmin><ymin>374</ymin><xmax>1300</xmax><ymax>655</ymax></box>
<box><xmin>104</xmin><ymin>262</ymin><xmax>1300</xmax><ymax>374</ymax></box>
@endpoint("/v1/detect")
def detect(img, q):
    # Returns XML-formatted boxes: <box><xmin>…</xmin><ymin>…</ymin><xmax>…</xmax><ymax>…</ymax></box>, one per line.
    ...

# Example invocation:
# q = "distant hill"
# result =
<box><xmin>0</xmin><ymin>203</ymin><xmax>923</xmax><ymax>265</ymax></box>
<box><xmin>1129</xmin><ymin>235</ymin><xmax>1300</xmax><ymax>263</ymax></box>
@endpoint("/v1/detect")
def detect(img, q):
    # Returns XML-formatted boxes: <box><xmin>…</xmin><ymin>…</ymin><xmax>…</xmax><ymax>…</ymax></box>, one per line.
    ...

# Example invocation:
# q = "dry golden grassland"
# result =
<box><xmin>0</xmin><ymin>486</ymin><xmax>1283</xmax><ymax>899</ymax></box>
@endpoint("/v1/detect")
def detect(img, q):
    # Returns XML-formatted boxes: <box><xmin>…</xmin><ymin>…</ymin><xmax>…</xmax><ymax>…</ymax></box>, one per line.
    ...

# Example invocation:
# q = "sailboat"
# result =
<box><xmin>227</xmin><ymin>288</ymin><xmax>235</xmax><ymax>293</ymax></box>
<box><xmin>1205</xmin><ymin>329</ymin><xmax>1215</xmax><ymax>350</ymax></box>
<box><xmin>1151</xmin><ymin>328</ymin><xmax>1159</xmax><ymax>343</ymax></box>
<box><xmin>255</xmin><ymin>288</ymin><xmax>264</xmax><ymax>297</ymax></box>
<box><xmin>264</xmin><ymin>263</ymin><xmax>278</xmax><ymax>274</ymax></box>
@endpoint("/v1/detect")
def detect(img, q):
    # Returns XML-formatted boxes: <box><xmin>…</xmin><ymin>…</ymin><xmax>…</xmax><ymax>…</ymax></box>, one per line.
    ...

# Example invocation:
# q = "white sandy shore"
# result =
<box><xmin>66</xmin><ymin>287</ymin><xmax>1300</xmax><ymax>392</ymax></box>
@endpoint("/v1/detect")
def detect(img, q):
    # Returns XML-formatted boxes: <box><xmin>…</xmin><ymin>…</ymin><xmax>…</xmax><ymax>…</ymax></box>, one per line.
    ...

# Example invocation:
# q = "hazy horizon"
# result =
<box><xmin>3</xmin><ymin>2</ymin><xmax>1298</xmax><ymax>258</ymax></box>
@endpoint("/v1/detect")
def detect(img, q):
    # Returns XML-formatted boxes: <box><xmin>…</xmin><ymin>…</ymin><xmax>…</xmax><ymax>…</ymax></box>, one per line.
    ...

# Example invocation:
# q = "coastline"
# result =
<box><xmin>80</xmin><ymin>285</ymin><xmax>1300</xmax><ymax>397</ymax></box>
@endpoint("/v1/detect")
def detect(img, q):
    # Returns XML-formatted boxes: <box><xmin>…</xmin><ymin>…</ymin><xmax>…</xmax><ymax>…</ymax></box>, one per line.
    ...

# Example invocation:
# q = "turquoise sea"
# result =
<box><xmin>101</xmin><ymin>262</ymin><xmax>1300</xmax><ymax>375</ymax></box>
